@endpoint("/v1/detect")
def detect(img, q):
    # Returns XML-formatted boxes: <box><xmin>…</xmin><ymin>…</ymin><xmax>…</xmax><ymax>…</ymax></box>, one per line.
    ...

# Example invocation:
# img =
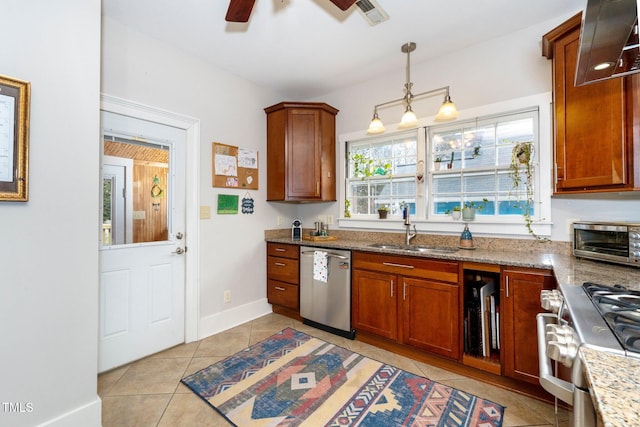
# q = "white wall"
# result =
<box><xmin>101</xmin><ymin>17</ymin><xmax>298</xmax><ymax>336</ymax></box>
<box><xmin>301</xmin><ymin>12</ymin><xmax>640</xmax><ymax>242</ymax></box>
<box><xmin>0</xmin><ymin>1</ymin><xmax>102</xmax><ymax>426</ymax></box>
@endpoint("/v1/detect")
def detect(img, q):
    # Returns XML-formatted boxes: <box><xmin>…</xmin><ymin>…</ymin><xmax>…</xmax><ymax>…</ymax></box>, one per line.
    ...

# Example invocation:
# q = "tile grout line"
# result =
<box><xmin>155</xmin><ymin>334</ymin><xmax>204</xmax><ymax>426</ymax></box>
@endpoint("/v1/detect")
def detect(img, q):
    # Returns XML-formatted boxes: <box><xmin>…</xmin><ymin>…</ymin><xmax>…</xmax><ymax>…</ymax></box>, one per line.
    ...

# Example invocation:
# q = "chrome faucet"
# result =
<box><xmin>404</xmin><ymin>207</ymin><xmax>417</xmax><ymax>245</ymax></box>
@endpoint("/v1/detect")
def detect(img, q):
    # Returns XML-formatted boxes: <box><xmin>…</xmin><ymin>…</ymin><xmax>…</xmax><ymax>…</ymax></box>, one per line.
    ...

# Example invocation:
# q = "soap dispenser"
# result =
<box><xmin>460</xmin><ymin>223</ymin><xmax>474</xmax><ymax>249</ymax></box>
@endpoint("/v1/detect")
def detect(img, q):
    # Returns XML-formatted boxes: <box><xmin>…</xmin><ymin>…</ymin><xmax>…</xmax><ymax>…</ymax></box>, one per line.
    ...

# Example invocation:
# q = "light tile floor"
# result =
<box><xmin>98</xmin><ymin>313</ymin><xmax>570</xmax><ymax>426</ymax></box>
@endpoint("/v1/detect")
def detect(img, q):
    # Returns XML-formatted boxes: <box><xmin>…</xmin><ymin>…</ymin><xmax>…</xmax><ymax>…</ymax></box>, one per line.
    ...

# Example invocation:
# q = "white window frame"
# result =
<box><xmin>337</xmin><ymin>92</ymin><xmax>553</xmax><ymax>238</ymax></box>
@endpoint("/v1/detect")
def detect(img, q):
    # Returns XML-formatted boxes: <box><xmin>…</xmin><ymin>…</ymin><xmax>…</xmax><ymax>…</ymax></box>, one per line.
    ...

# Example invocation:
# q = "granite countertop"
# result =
<box><xmin>580</xmin><ymin>347</ymin><xmax>640</xmax><ymax>427</ymax></box>
<box><xmin>266</xmin><ymin>234</ymin><xmax>640</xmax><ymax>426</ymax></box>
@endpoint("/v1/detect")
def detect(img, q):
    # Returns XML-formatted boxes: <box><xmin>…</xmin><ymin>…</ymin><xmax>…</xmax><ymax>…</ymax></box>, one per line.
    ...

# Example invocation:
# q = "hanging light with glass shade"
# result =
<box><xmin>367</xmin><ymin>42</ymin><xmax>459</xmax><ymax>135</ymax></box>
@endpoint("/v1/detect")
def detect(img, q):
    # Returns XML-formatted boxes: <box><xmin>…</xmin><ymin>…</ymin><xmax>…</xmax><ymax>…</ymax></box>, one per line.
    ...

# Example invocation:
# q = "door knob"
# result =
<box><xmin>175</xmin><ymin>232</ymin><xmax>184</xmax><ymax>240</ymax></box>
<box><xmin>173</xmin><ymin>247</ymin><xmax>186</xmax><ymax>254</ymax></box>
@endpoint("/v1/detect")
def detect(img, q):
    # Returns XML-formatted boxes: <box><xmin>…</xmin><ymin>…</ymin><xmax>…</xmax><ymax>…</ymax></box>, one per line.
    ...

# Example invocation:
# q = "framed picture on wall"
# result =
<box><xmin>0</xmin><ymin>74</ymin><xmax>30</xmax><ymax>201</ymax></box>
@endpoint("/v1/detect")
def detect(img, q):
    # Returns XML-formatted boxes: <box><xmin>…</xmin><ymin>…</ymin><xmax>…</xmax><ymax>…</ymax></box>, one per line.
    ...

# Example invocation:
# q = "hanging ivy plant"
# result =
<box><xmin>508</xmin><ymin>142</ymin><xmax>549</xmax><ymax>242</ymax></box>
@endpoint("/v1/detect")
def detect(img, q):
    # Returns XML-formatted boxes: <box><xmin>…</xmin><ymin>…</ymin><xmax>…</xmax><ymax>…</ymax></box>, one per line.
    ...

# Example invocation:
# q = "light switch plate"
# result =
<box><xmin>200</xmin><ymin>205</ymin><xmax>211</xmax><ymax>219</ymax></box>
<box><xmin>133</xmin><ymin>210</ymin><xmax>146</xmax><ymax>220</ymax></box>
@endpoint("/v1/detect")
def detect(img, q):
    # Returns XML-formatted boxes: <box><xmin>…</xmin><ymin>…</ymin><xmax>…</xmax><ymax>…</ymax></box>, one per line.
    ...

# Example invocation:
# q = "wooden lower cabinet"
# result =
<box><xmin>352</xmin><ymin>251</ymin><xmax>460</xmax><ymax>360</ymax></box>
<box><xmin>352</xmin><ymin>269</ymin><xmax>398</xmax><ymax>340</ymax></box>
<box><xmin>352</xmin><ymin>252</ymin><xmax>556</xmax><ymax>392</ymax></box>
<box><xmin>266</xmin><ymin>242</ymin><xmax>300</xmax><ymax>313</ymax></box>
<box><xmin>401</xmin><ymin>277</ymin><xmax>460</xmax><ymax>359</ymax></box>
<box><xmin>501</xmin><ymin>267</ymin><xmax>556</xmax><ymax>384</ymax></box>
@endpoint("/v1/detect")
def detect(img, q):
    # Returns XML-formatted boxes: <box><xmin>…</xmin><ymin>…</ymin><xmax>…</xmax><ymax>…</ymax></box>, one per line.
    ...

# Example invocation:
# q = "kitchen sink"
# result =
<box><xmin>368</xmin><ymin>243</ymin><xmax>458</xmax><ymax>254</ymax></box>
<box><xmin>404</xmin><ymin>245</ymin><xmax>458</xmax><ymax>254</ymax></box>
<box><xmin>367</xmin><ymin>243</ymin><xmax>404</xmax><ymax>249</ymax></box>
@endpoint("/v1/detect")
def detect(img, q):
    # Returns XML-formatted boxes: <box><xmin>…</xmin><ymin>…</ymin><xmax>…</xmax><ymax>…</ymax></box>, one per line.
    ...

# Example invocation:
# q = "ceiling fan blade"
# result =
<box><xmin>329</xmin><ymin>0</ymin><xmax>357</xmax><ymax>11</ymax></box>
<box><xmin>225</xmin><ymin>0</ymin><xmax>256</xmax><ymax>22</ymax></box>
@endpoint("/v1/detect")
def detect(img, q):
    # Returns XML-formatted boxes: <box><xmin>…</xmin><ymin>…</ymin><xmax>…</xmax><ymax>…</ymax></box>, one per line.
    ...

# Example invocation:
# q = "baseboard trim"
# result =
<box><xmin>198</xmin><ymin>298</ymin><xmax>272</xmax><ymax>340</ymax></box>
<box><xmin>36</xmin><ymin>396</ymin><xmax>101</xmax><ymax>427</ymax></box>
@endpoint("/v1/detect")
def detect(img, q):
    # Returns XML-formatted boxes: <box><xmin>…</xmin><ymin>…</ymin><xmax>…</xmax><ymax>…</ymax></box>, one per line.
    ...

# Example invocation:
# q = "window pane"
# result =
<box><xmin>429</xmin><ymin>111</ymin><xmax>538</xmax><ymax>219</ymax></box>
<box><xmin>347</xmin><ymin>132</ymin><xmax>418</xmax><ymax>217</ymax></box>
<box><xmin>433</xmin><ymin>174</ymin><xmax>461</xmax><ymax>194</ymax></box>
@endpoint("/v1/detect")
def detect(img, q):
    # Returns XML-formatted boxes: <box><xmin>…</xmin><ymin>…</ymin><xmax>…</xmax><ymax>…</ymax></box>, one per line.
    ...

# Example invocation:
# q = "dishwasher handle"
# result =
<box><xmin>301</xmin><ymin>250</ymin><xmax>349</xmax><ymax>260</ymax></box>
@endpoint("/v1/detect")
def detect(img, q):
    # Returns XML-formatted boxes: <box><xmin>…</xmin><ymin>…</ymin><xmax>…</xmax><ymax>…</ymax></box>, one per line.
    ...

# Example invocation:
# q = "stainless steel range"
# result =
<box><xmin>537</xmin><ymin>281</ymin><xmax>640</xmax><ymax>426</ymax></box>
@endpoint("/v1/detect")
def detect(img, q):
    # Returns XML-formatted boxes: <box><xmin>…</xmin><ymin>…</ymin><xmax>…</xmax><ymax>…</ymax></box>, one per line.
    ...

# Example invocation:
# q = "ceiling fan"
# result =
<box><xmin>225</xmin><ymin>0</ymin><xmax>358</xmax><ymax>22</ymax></box>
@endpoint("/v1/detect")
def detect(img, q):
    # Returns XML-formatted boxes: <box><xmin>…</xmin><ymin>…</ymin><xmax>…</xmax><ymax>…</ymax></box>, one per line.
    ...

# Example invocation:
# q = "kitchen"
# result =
<box><xmin>3</xmin><ymin>0</ymin><xmax>640</xmax><ymax>426</ymax></box>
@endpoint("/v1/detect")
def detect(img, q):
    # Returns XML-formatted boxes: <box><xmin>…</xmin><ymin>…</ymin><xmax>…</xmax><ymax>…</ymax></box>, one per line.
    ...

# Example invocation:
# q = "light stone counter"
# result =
<box><xmin>580</xmin><ymin>347</ymin><xmax>640</xmax><ymax>427</ymax></box>
<box><xmin>265</xmin><ymin>230</ymin><xmax>640</xmax><ymax>426</ymax></box>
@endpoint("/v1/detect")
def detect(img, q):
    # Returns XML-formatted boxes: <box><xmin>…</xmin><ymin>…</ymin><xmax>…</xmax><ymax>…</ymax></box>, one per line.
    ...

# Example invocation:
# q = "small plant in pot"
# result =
<box><xmin>462</xmin><ymin>198</ymin><xmax>488</xmax><ymax>221</ymax></box>
<box><xmin>434</xmin><ymin>156</ymin><xmax>443</xmax><ymax>171</ymax></box>
<box><xmin>377</xmin><ymin>205</ymin><xmax>389</xmax><ymax>219</ymax></box>
<box><xmin>445</xmin><ymin>206</ymin><xmax>462</xmax><ymax>220</ymax></box>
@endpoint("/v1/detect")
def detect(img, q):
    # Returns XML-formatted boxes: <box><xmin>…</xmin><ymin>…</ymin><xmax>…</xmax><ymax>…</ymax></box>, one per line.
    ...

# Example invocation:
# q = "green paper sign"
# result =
<box><xmin>217</xmin><ymin>194</ymin><xmax>239</xmax><ymax>214</ymax></box>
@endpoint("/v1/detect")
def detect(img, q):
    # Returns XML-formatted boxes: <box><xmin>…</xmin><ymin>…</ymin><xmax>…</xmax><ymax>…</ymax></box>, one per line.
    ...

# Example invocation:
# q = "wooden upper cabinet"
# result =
<box><xmin>542</xmin><ymin>13</ymin><xmax>640</xmax><ymax>194</ymax></box>
<box><xmin>265</xmin><ymin>102</ymin><xmax>338</xmax><ymax>202</ymax></box>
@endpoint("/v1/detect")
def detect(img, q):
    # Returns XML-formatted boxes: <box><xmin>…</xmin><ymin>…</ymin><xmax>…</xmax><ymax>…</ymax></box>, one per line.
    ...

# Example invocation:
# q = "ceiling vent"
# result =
<box><xmin>356</xmin><ymin>0</ymin><xmax>389</xmax><ymax>26</ymax></box>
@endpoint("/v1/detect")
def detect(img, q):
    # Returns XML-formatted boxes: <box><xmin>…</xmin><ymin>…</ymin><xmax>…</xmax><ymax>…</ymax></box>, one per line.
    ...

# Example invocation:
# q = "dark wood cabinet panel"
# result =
<box><xmin>501</xmin><ymin>267</ymin><xmax>555</xmax><ymax>384</ymax></box>
<box><xmin>266</xmin><ymin>242</ymin><xmax>299</xmax><ymax>312</ymax></box>
<box><xmin>352</xmin><ymin>251</ymin><xmax>459</xmax><ymax>359</ymax></box>
<box><xmin>267</xmin><ymin>243</ymin><xmax>299</xmax><ymax>259</ymax></box>
<box><xmin>543</xmin><ymin>13</ymin><xmax>640</xmax><ymax>193</ymax></box>
<box><xmin>265</xmin><ymin>102</ymin><xmax>338</xmax><ymax>202</ymax></box>
<box><xmin>352</xmin><ymin>268</ymin><xmax>398</xmax><ymax>340</ymax></box>
<box><xmin>267</xmin><ymin>280</ymin><xmax>299</xmax><ymax>310</ymax></box>
<box><xmin>401</xmin><ymin>277</ymin><xmax>460</xmax><ymax>359</ymax></box>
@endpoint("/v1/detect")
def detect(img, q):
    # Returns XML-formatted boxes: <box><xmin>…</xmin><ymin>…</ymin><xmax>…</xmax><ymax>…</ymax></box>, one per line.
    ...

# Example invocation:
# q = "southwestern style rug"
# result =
<box><xmin>182</xmin><ymin>328</ymin><xmax>504</xmax><ymax>426</ymax></box>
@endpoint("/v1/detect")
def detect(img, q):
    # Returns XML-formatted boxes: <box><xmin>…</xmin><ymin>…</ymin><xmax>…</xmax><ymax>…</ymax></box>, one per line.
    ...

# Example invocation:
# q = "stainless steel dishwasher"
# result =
<box><xmin>300</xmin><ymin>246</ymin><xmax>355</xmax><ymax>339</ymax></box>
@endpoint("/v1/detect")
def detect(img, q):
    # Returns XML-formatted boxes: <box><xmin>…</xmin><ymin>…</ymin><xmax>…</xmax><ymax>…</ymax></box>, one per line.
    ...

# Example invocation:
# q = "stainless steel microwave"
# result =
<box><xmin>573</xmin><ymin>221</ymin><xmax>640</xmax><ymax>267</ymax></box>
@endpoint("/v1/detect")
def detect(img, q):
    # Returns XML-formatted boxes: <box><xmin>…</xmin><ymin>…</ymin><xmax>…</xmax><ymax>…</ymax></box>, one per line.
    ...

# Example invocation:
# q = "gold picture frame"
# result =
<box><xmin>0</xmin><ymin>74</ymin><xmax>30</xmax><ymax>201</ymax></box>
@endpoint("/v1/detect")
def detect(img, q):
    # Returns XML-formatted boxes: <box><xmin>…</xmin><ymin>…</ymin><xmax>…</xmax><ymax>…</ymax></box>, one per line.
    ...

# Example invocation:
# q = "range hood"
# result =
<box><xmin>575</xmin><ymin>0</ymin><xmax>639</xmax><ymax>85</ymax></box>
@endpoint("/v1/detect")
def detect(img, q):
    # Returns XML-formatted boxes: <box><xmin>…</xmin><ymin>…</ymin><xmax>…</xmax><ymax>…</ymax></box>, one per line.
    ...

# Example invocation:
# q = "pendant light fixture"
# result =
<box><xmin>367</xmin><ymin>42</ymin><xmax>458</xmax><ymax>135</ymax></box>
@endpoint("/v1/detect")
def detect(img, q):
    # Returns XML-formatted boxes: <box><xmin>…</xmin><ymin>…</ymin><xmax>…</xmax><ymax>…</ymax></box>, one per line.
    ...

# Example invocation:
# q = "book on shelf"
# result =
<box><xmin>479</xmin><ymin>279</ymin><xmax>495</xmax><ymax>357</ymax></box>
<box><xmin>465</xmin><ymin>275</ymin><xmax>500</xmax><ymax>357</ymax></box>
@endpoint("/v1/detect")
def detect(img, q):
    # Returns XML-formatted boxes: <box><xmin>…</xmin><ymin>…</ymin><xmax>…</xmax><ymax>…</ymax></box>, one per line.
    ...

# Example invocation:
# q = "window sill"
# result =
<box><xmin>337</xmin><ymin>217</ymin><xmax>552</xmax><ymax>239</ymax></box>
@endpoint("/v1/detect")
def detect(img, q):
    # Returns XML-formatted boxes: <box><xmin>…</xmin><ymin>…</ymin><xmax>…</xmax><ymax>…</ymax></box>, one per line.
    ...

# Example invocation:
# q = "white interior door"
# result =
<box><xmin>99</xmin><ymin>110</ymin><xmax>187</xmax><ymax>372</ymax></box>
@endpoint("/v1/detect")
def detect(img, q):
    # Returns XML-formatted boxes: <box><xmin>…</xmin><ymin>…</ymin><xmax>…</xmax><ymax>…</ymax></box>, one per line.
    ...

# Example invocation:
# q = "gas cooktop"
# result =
<box><xmin>583</xmin><ymin>282</ymin><xmax>640</xmax><ymax>354</ymax></box>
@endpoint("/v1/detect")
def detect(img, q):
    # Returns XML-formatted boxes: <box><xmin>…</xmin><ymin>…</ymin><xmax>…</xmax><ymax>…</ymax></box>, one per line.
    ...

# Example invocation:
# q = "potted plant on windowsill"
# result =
<box><xmin>462</xmin><ymin>198</ymin><xmax>488</xmax><ymax>221</ymax></box>
<box><xmin>377</xmin><ymin>205</ymin><xmax>389</xmax><ymax>219</ymax></box>
<box><xmin>445</xmin><ymin>206</ymin><xmax>462</xmax><ymax>220</ymax></box>
<box><xmin>434</xmin><ymin>156</ymin><xmax>443</xmax><ymax>171</ymax></box>
<box><xmin>508</xmin><ymin>142</ymin><xmax>549</xmax><ymax>242</ymax></box>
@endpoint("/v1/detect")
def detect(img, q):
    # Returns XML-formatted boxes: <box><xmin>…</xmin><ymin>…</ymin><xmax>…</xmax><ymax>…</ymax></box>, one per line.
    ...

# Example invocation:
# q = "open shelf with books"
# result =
<box><xmin>461</xmin><ymin>262</ymin><xmax>501</xmax><ymax>375</ymax></box>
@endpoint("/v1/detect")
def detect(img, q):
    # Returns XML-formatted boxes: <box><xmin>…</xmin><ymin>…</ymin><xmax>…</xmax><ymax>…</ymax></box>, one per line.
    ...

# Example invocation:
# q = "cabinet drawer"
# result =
<box><xmin>267</xmin><ymin>255</ymin><xmax>299</xmax><ymax>284</ymax></box>
<box><xmin>353</xmin><ymin>251</ymin><xmax>458</xmax><ymax>283</ymax></box>
<box><xmin>267</xmin><ymin>242</ymin><xmax>299</xmax><ymax>259</ymax></box>
<box><xmin>267</xmin><ymin>279</ymin><xmax>299</xmax><ymax>310</ymax></box>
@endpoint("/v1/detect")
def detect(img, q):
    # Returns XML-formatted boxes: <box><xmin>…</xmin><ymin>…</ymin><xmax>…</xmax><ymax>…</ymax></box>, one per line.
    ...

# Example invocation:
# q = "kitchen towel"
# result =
<box><xmin>313</xmin><ymin>250</ymin><xmax>328</xmax><ymax>282</ymax></box>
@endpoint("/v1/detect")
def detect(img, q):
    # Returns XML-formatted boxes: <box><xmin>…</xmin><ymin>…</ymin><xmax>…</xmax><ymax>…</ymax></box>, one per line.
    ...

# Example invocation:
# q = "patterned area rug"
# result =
<box><xmin>182</xmin><ymin>328</ymin><xmax>504</xmax><ymax>426</ymax></box>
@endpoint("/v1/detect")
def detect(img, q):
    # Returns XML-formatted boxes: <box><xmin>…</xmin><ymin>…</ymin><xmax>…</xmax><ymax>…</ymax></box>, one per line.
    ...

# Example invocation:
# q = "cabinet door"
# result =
<box><xmin>287</xmin><ymin>108</ymin><xmax>321</xmax><ymax>198</ymax></box>
<box><xmin>401</xmin><ymin>277</ymin><xmax>460</xmax><ymax>359</ymax></box>
<box><xmin>501</xmin><ymin>269</ymin><xmax>555</xmax><ymax>384</ymax></box>
<box><xmin>551</xmin><ymin>23</ymin><xmax>633</xmax><ymax>192</ymax></box>
<box><xmin>352</xmin><ymin>269</ymin><xmax>397</xmax><ymax>340</ymax></box>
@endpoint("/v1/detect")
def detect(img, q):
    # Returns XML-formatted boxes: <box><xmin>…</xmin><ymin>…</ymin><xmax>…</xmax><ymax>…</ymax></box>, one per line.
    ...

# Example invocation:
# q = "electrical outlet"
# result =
<box><xmin>224</xmin><ymin>290</ymin><xmax>231</xmax><ymax>303</ymax></box>
<box><xmin>277</xmin><ymin>215</ymin><xmax>283</xmax><ymax>225</ymax></box>
<box><xmin>318</xmin><ymin>214</ymin><xmax>327</xmax><ymax>223</ymax></box>
<box><xmin>327</xmin><ymin>215</ymin><xmax>334</xmax><ymax>225</ymax></box>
